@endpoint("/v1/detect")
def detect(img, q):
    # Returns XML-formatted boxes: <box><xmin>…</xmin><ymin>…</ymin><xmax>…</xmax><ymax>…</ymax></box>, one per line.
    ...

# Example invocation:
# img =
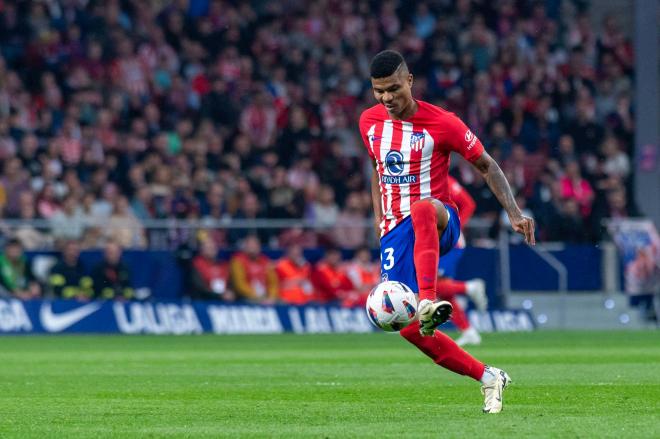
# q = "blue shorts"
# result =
<box><xmin>380</xmin><ymin>205</ymin><xmax>461</xmax><ymax>292</ymax></box>
<box><xmin>438</xmin><ymin>247</ymin><xmax>464</xmax><ymax>279</ymax></box>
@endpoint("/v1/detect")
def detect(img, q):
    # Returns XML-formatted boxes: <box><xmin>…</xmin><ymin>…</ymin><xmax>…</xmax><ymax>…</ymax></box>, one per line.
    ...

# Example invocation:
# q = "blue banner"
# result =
<box><xmin>0</xmin><ymin>299</ymin><xmax>535</xmax><ymax>335</ymax></box>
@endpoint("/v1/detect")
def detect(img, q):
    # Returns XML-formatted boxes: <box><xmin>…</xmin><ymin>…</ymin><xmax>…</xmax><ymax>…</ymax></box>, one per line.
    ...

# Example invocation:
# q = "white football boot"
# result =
<box><xmin>417</xmin><ymin>299</ymin><xmax>453</xmax><ymax>336</ymax></box>
<box><xmin>480</xmin><ymin>365</ymin><xmax>512</xmax><ymax>414</ymax></box>
<box><xmin>466</xmin><ymin>279</ymin><xmax>488</xmax><ymax>311</ymax></box>
<box><xmin>456</xmin><ymin>327</ymin><xmax>482</xmax><ymax>346</ymax></box>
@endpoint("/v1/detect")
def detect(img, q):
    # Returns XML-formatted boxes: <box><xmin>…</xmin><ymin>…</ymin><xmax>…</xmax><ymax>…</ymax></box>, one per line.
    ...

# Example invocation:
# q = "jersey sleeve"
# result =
<box><xmin>358</xmin><ymin>111</ymin><xmax>375</xmax><ymax>159</ymax></box>
<box><xmin>443</xmin><ymin>113</ymin><xmax>485</xmax><ymax>163</ymax></box>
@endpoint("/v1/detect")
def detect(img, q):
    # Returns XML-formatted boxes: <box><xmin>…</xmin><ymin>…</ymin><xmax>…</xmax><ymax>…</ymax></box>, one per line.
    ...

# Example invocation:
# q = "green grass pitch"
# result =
<box><xmin>0</xmin><ymin>331</ymin><xmax>658</xmax><ymax>438</ymax></box>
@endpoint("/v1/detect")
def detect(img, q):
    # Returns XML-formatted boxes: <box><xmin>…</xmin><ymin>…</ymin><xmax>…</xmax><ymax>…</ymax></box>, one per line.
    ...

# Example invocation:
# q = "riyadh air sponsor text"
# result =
<box><xmin>381</xmin><ymin>175</ymin><xmax>417</xmax><ymax>184</ymax></box>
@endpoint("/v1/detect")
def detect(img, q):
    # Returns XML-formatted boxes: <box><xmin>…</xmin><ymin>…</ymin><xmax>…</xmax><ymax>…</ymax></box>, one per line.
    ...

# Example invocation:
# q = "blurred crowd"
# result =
<box><xmin>0</xmin><ymin>234</ymin><xmax>380</xmax><ymax>305</ymax></box>
<box><xmin>0</xmin><ymin>0</ymin><xmax>637</xmax><ymax>255</ymax></box>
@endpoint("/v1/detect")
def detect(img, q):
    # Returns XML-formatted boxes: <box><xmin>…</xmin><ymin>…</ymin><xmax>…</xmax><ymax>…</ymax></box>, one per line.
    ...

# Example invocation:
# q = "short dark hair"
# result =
<box><xmin>370</xmin><ymin>50</ymin><xmax>406</xmax><ymax>78</ymax></box>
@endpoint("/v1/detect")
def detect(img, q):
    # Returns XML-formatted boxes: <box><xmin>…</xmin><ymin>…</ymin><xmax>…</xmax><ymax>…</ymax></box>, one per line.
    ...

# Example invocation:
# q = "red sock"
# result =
<box><xmin>436</xmin><ymin>278</ymin><xmax>467</xmax><ymax>300</ymax></box>
<box><xmin>448</xmin><ymin>297</ymin><xmax>471</xmax><ymax>331</ymax></box>
<box><xmin>400</xmin><ymin>321</ymin><xmax>485</xmax><ymax>381</ymax></box>
<box><xmin>411</xmin><ymin>201</ymin><xmax>439</xmax><ymax>301</ymax></box>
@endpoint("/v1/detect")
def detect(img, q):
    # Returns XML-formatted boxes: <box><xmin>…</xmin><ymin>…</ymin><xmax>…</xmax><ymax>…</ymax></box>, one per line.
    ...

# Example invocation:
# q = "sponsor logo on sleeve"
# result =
<box><xmin>464</xmin><ymin>129</ymin><xmax>478</xmax><ymax>150</ymax></box>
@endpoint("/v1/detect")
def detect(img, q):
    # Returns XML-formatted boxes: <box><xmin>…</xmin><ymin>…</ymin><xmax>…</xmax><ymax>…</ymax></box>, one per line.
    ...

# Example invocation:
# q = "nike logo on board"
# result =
<box><xmin>40</xmin><ymin>302</ymin><xmax>102</xmax><ymax>332</ymax></box>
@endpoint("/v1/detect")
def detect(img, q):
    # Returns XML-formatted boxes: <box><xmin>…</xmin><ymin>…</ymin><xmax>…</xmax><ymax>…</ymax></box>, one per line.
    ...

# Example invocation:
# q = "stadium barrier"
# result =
<box><xmin>0</xmin><ymin>299</ymin><xmax>535</xmax><ymax>335</ymax></box>
<box><xmin>20</xmin><ymin>245</ymin><xmax>604</xmax><ymax>302</ymax></box>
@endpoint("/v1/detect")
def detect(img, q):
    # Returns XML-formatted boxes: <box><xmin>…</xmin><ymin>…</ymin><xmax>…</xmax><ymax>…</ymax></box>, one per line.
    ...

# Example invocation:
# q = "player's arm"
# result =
<box><xmin>359</xmin><ymin>113</ymin><xmax>381</xmax><ymax>237</ymax></box>
<box><xmin>370</xmin><ymin>160</ymin><xmax>382</xmax><ymax>236</ymax></box>
<box><xmin>444</xmin><ymin>113</ymin><xmax>535</xmax><ymax>245</ymax></box>
<box><xmin>472</xmin><ymin>152</ymin><xmax>536</xmax><ymax>245</ymax></box>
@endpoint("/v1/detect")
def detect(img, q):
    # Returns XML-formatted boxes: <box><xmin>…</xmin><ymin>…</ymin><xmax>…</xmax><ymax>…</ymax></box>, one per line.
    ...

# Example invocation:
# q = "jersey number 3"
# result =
<box><xmin>382</xmin><ymin>247</ymin><xmax>394</xmax><ymax>270</ymax></box>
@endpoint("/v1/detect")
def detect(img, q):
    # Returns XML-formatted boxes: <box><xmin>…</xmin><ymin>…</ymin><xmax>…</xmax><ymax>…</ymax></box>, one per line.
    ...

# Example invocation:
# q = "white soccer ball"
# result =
<box><xmin>365</xmin><ymin>280</ymin><xmax>417</xmax><ymax>332</ymax></box>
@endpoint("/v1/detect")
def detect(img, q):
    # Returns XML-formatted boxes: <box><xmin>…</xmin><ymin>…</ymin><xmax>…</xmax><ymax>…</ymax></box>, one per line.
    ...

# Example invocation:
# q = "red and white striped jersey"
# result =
<box><xmin>359</xmin><ymin>100</ymin><xmax>484</xmax><ymax>237</ymax></box>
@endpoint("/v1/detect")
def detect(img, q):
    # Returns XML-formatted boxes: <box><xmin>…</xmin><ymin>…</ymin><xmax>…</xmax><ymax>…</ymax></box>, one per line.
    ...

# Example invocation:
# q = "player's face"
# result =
<box><xmin>371</xmin><ymin>70</ymin><xmax>414</xmax><ymax>118</ymax></box>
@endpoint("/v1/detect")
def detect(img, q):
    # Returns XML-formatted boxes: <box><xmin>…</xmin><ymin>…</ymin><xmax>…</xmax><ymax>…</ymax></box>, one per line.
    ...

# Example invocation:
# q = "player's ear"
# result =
<box><xmin>407</xmin><ymin>73</ymin><xmax>413</xmax><ymax>88</ymax></box>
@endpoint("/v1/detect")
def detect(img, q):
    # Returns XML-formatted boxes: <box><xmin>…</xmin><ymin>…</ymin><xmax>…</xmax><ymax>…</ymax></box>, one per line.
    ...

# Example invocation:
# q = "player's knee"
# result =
<box><xmin>411</xmin><ymin>200</ymin><xmax>437</xmax><ymax>230</ymax></box>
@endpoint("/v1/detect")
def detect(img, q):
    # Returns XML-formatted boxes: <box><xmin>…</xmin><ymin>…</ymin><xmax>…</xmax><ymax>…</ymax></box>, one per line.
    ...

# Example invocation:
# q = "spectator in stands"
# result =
<box><xmin>0</xmin><ymin>158</ymin><xmax>30</xmax><ymax>218</ymax></box>
<box><xmin>50</xmin><ymin>194</ymin><xmax>87</xmax><ymax>242</ymax></box>
<box><xmin>36</xmin><ymin>183</ymin><xmax>61</xmax><ymax>220</ymax></box>
<box><xmin>501</xmin><ymin>144</ymin><xmax>532</xmax><ymax>196</ymax></box>
<box><xmin>0</xmin><ymin>239</ymin><xmax>41</xmax><ymax>299</ymax></box>
<box><xmin>312</xmin><ymin>247</ymin><xmax>354</xmax><ymax>304</ymax></box>
<box><xmin>276</xmin><ymin>244</ymin><xmax>313</xmax><ymax>305</ymax></box>
<box><xmin>546</xmin><ymin>198</ymin><xmax>588</xmax><ymax>243</ymax></box>
<box><xmin>268</xmin><ymin>167</ymin><xmax>304</xmax><ymax>219</ymax></box>
<box><xmin>463</xmin><ymin>173</ymin><xmax>500</xmax><ymax>223</ymax></box>
<box><xmin>48</xmin><ymin>240</ymin><xmax>94</xmax><ymax>300</ymax></box>
<box><xmin>240</xmin><ymin>91</ymin><xmax>277</xmax><ymax>149</ymax></box>
<box><xmin>600</xmin><ymin>137</ymin><xmax>630</xmax><ymax>180</ymax></box>
<box><xmin>199</xmin><ymin>182</ymin><xmax>226</xmax><ymax>220</ymax></box>
<box><xmin>560</xmin><ymin>160</ymin><xmax>595</xmax><ymax>218</ymax></box>
<box><xmin>130</xmin><ymin>186</ymin><xmax>154</xmax><ymax>221</ymax></box>
<box><xmin>590</xmin><ymin>187</ymin><xmax>640</xmax><ymax>241</ymax></box>
<box><xmin>307</xmin><ymin>184</ymin><xmax>340</xmax><ymax>245</ymax></box>
<box><xmin>333</xmin><ymin>191</ymin><xmax>368</xmax><ymax>250</ymax></box>
<box><xmin>13</xmin><ymin>191</ymin><xmax>51</xmax><ymax>250</ymax></box>
<box><xmin>0</xmin><ymin>0</ymin><xmax>638</xmax><ymax>248</ymax></box>
<box><xmin>530</xmin><ymin>171</ymin><xmax>563</xmax><ymax>241</ymax></box>
<box><xmin>91</xmin><ymin>241</ymin><xmax>134</xmax><ymax>300</ymax></box>
<box><xmin>107</xmin><ymin>195</ymin><xmax>147</xmax><ymax>248</ymax></box>
<box><xmin>229</xmin><ymin>235</ymin><xmax>278</xmax><ymax>303</ymax></box>
<box><xmin>307</xmin><ymin>185</ymin><xmax>339</xmax><ymax>229</ymax></box>
<box><xmin>228</xmin><ymin>191</ymin><xmax>267</xmax><ymax>245</ymax></box>
<box><xmin>190</xmin><ymin>237</ymin><xmax>234</xmax><ymax>301</ymax></box>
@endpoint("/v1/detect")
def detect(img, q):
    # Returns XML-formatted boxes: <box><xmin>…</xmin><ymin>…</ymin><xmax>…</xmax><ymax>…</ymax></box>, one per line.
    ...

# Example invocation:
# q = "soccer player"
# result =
<box><xmin>438</xmin><ymin>175</ymin><xmax>488</xmax><ymax>346</ymax></box>
<box><xmin>359</xmin><ymin>50</ymin><xmax>535</xmax><ymax>413</ymax></box>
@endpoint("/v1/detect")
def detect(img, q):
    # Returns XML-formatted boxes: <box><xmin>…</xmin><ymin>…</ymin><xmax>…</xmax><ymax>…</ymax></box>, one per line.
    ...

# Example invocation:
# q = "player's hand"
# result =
<box><xmin>510</xmin><ymin>215</ymin><xmax>536</xmax><ymax>245</ymax></box>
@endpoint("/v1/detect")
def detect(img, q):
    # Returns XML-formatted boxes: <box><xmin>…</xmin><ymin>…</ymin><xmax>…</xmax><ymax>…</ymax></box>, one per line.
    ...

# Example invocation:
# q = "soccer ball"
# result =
<box><xmin>365</xmin><ymin>281</ymin><xmax>417</xmax><ymax>332</ymax></box>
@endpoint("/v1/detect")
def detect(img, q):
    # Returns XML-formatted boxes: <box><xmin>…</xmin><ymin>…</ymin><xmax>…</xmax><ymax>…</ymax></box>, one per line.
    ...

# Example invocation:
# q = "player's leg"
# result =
<box><xmin>436</xmin><ymin>278</ymin><xmax>482</xmax><ymax>346</ymax></box>
<box><xmin>437</xmin><ymin>277</ymin><xmax>488</xmax><ymax>309</ymax></box>
<box><xmin>410</xmin><ymin>199</ymin><xmax>453</xmax><ymax>335</ymax></box>
<box><xmin>465</xmin><ymin>279</ymin><xmax>488</xmax><ymax>311</ymax></box>
<box><xmin>400</xmin><ymin>322</ymin><xmax>510</xmax><ymax>413</ymax></box>
<box><xmin>400</xmin><ymin>321</ymin><xmax>483</xmax><ymax>378</ymax></box>
<box><xmin>410</xmin><ymin>198</ymin><xmax>445</xmax><ymax>301</ymax></box>
<box><xmin>380</xmin><ymin>212</ymin><xmax>510</xmax><ymax>412</ymax></box>
<box><xmin>438</xmin><ymin>246</ymin><xmax>488</xmax><ymax>311</ymax></box>
<box><xmin>436</xmin><ymin>244</ymin><xmax>486</xmax><ymax>345</ymax></box>
<box><xmin>452</xmin><ymin>306</ymin><xmax>482</xmax><ymax>346</ymax></box>
<box><xmin>405</xmin><ymin>204</ymin><xmax>510</xmax><ymax>412</ymax></box>
<box><xmin>436</xmin><ymin>277</ymin><xmax>467</xmax><ymax>298</ymax></box>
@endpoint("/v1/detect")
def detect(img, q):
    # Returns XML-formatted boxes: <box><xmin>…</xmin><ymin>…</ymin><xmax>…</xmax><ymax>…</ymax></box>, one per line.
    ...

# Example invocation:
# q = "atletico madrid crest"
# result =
<box><xmin>410</xmin><ymin>131</ymin><xmax>425</xmax><ymax>152</ymax></box>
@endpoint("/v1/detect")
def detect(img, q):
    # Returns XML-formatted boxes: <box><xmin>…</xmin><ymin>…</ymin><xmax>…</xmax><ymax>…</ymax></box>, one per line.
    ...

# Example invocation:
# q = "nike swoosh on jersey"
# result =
<box><xmin>40</xmin><ymin>302</ymin><xmax>102</xmax><ymax>332</ymax></box>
